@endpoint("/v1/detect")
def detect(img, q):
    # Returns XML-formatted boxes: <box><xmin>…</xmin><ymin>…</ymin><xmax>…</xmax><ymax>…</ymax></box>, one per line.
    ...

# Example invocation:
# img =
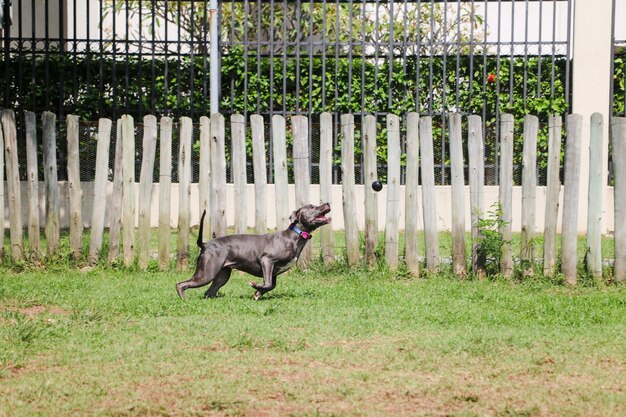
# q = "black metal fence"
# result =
<box><xmin>1</xmin><ymin>0</ymin><xmax>579</xmax><ymax>185</ymax></box>
<box><xmin>1</xmin><ymin>1</ymin><xmax>574</xmax><ymax>118</ymax></box>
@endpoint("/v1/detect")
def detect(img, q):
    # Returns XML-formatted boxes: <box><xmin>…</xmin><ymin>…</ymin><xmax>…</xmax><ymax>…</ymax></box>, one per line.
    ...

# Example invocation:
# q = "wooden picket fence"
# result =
<box><xmin>1</xmin><ymin>109</ymin><xmax>625</xmax><ymax>284</ymax></box>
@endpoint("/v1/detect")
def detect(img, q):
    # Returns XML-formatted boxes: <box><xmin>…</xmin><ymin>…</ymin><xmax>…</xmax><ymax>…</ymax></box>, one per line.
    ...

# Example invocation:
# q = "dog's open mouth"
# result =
<box><xmin>315</xmin><ymin>207</ymin><xmax>332</xmax><ymax>223</ymax></box>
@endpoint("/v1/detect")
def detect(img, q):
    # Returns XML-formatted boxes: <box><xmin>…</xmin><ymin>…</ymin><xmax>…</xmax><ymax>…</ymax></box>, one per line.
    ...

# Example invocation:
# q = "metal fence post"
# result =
<box><xmin>210</xmin><ymin>0</ymin><xmax>220</xmax><ymax>115</ymax></box>
<box><xmin>2</xmin><ymin>0</ymin><xmax>12</xmax><ymax>107</ymax></box>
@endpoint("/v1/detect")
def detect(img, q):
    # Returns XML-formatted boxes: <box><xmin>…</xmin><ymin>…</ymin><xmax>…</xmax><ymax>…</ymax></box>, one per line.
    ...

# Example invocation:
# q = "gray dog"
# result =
<box><xmin>176</xmin><ymin>203</ymin><xmax>331</xmax><ymax>300</ymax></box>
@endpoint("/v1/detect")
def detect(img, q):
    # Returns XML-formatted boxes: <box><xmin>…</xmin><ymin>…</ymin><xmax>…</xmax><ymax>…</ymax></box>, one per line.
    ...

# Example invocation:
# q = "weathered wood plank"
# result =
<box><xmin>404</xmin><ymin>112</ymin><xmax>420</xmax><ymax>277</ymax></box>
<box><xmin>137</xmin><ymin>115</ymin><xmax>157</xmax><ymax>270</ymax></box>
<box><xmin>231</xmin><ymin>114</ymin><xmax>247</xmax><ymax>235</ymax></box>
<box><xmin>499</xmin><ymin>113</ymin><xmax>514</xmax><ymax>277</ymax></box>
<box><xmin>251</xmin><ymin>115</ymin><xmax>268</xmax><ymax>234</ymax></box>
<box><xmin>319</xmin><ymin>112</ymin><xmax>335</xmax><ymax>265</ymax></box>
<box><xmin>66</xmin><ymin>115</ymin><xmax>83</xmax><ymax>259</ymax></box>
<box><xmin>89</xmin><ymin>118</ymin><xmax>112</xmax><ymax>264</ymax></box>
<box><xmin>293</xmin><ymin>115</ymin><xmax>312</xmax><ymax>266</ymax></box>
<box><xmin>121</xmin><ymin>115</ymin><xmax>136</xmax><ymax>267</ymax></box>
<box><xmin>611</xmin><ymin>117</ymin><xmax>626</xmax><ymax>282</ymax></box>
<box><xmin>0</xmin><ymin>114</ymin><xmax>4</xmax><ymax>259</ymax></box>
<box><xmin>561</xmin><ymin>114</ymin><xmax>583</xmax><ymax>285</ymax></box>
<box><xmin>586</xmin><ymin>113</ymin><xmax>604</xmax><ymax>278</ymax></box>
<box><xmin>543</xmin><ymin>115</ymin><xmax>562</xmax><ymax>276</ymax></box>
<box><xmin>108</xmin><ymin>119</ymin><xmax>124</xmax><ymax>263</ymax></box>
<box><xmin>468</xmin><ymin>115</ymin><xmax>486</xmax><ymax>278</ymax></box>
<box><xmin>449</xmin><ymin>113</ymin><xmax>466</xmax><ymax>277</ymax></box>
<box><xmin>24</xmin><ymin>111</ymin><xmax>41</xmax><ymax>260</ymax></box>
<box><xmin>363</xmin><ymin>114</ymin><xmax>378</xmax><ymax>266</ymax></box>
<box><xmin>198</xmin><ymin>116</ymin><xmax>212</xmax><ymax>241</ymax></box>
<box><xmin>385</xmin><ymin>114</ymin><xmax>401</xmax><ymax>270</ymax></box>
<box><xmin>341</xmin><ymin>114</ymin><xmax>360</xmax><ymax>267</ymax></box>
<box><xmin>272</xmin><ymin>115</ymin><xmax>290</xmax><ymax>230</ymax></box>
<box><xmin>158</xmin><ymin>117</ymin><xmax>173</xmax><ymax>269</ymax></box>
<box><xmin>42</xmin><ymin>111</ymin><xmax>61</xmax><ymax>257</ymax></box>
<box><xmin>2</xmin><ymin>110</ymin><xmax>23</xmax><ymax>260</ymax></box>
<box><xmin>210</xmin><ymin>113</ymin><xmax>227</xmax><ymax>238</ymax></box>
<box><xmin>520</xmin><ymin>115</ymin><xmax>538</xmax><ymax>276</ymax></box>
<box><xmin>420</xmin><ymin>116</ymin><xmax>440</xmax><ymax>273</ymax></box>
<box><xmin>177</xmin><ymin>117</ymin><xmax>193</xmax><ymax>270</ymax></box>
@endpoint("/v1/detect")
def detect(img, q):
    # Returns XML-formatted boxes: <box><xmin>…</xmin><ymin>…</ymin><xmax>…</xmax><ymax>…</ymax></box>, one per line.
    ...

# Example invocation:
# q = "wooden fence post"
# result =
<box><xmin>499</xmin><ymin>113</ymin><xmax>514</xmax><ymax>277</ymax></box>
<box><xmin>385</xmin><ymin>114</ymin><xmax>401</xmax><ymax>270</ymax></box>
<box><xmin>272</xmin><ymin>115</ymin><xmax>290</xmax><ymax>230</ymax></box>
<box><xmin>24</xmin><ymin>111</ymin><xmax>41</xmax><ymax>260</ymax></box>
<box><xmin>0</xmin><ymin>114</ymin><xmax>4</xmax><ymax>259</ymax></box>
<box><xmin>341</xmin><ymin>114</ymin><xmax>360</xmax><ymax>267</ymax></box>
<box><xmin>363</xmin><ymin>114</ymin><xmax>378</xmax><ymax>265</ymax></box>
<box><xmin>543</xmin><ymin>115</ymin><xmax>563</xmax><ymax>277</ymax></box>
<box><xmin>211</xmin><ymin>113</ymin><xmax>227</xmax><ymax>238</ymax></box>
<box><xmin>158</xmin><ymin>117</ymin><xmax>173</xmax><ymax>269</ymax></box>
<box><xmin>177</xmin><ymin>117</ymin><xmax>193</xmax><ymax>270</ymax></box>
<box><xmin>319</xmin><ymin>112</ymin><xmax>335</xmax><ymax>265</ymax></box>
<box><xmin>251</xmin><ymin>115</ymin><xmax>268</xmax><ymax>234</ymax></box>
<box><xmin>449</xmin><ymin>113</ymin><xmax>466</xmax><ymax>277</ymax></box>
<box><xmin>108</xmin><ymin>119</ymin><xmax>123</xmax><ymax>263</ymax></box>
<box><xmin>42</xmin><ymin>111</ymin><xmax>61</xmax><ymax>257</ymax></box>
<box><xmin>137</xmin><ymin>115</ymin><xmax>157</xmax><ymax>270</ymax></box>
<box><xmin>610</xmin><ymin>117</ymin><xmax>626</xmax><ymax>282</ymax></box>
<box><xmin>521</xmin><ymin>115</ymin><xmax>539</xmax><ymax>276</ymax></box>
<box><xmin>2</xmin><ymin>110</ymin><xmax>23</xmax><ymax>260</ymax></box>
<box><xmin>121</xmin><ymin>115</ymin><xmax>136</xmax><ymax>267</ymax></box>
<box><xmin>468</xmin><ymin>115</ymin><xmax>486</xmax><ymax>278</ymax></box>
<box><xmin>293</xmin><ymin>115</ymin><xmax>312</xmax><ymax>266</ymax></box>
<box><xmin>66</xmin><ymin>115</ymin><xmax>83</xmax><ymax>260</ymax></box>
<box><xmin>586</xmin><ymin>113</ymin><xmax>604</xmax><ymax>278</ymax></box>
<box><xmin>404</xmin><ymin>112</ymin><xmax>420</xmax><ymax>277</ymax></box>
<box><xmin>420</xmin><ymin>116</ymin><xmax>440</xmax><ymax>273</ymax></box>
<box><xmin>199</xmin><ymin>116</ymin><xmax>212</xmax><ymax>241</ymax></box>
<box><xmin>231</xmin><ymin>114</ymin><xmax>247</xmax><ymax>235</ymax></box>
<box><xmin>562</xmin><ymin>114</ymin><xmax>583</xmax><ymax>285</ymax></box>
<box><xmin>89</xmin><ymin>118</ymin><xmax>112</xmax><ymax>264</ymax></box>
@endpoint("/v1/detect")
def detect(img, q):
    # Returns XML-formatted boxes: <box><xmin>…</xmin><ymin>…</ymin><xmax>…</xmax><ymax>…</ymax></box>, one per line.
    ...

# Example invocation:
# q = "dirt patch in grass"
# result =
<box><xmin>221</xmin><ymin>339</ymin><xmax>625</xmax><ymax>417</ymax></box>
<box><xmin>2</xmin><ymin>304</ymin><xmax>71</xmax><ymax>318</ymax></box>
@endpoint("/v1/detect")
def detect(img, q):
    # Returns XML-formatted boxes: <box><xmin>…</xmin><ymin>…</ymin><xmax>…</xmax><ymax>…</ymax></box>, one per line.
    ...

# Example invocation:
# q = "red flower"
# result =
<box><xmin>487</xmin><ymin>73</ymin><xmax>497</xmax><ymax>84</ymax></box>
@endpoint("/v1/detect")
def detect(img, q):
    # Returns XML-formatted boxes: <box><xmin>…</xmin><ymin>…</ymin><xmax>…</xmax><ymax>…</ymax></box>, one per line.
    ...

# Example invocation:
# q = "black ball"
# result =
<box><xmin>372</xmin><ymin>180</ymin><xmax>383</xmax><ymax>192</ymax></box>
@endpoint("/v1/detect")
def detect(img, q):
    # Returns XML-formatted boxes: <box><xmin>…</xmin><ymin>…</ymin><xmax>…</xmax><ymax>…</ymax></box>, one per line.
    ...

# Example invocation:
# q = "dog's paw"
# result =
<box><xmin>253</xmin><ymin>291</ymin><xmax>262</xmax><ymax>301</ymax></box>
<box><xmin>249</xmin><ymin>281</ymin><xmax>258</xmax><ymax>288</ymax></box>
<box><xmin>176</xmin><ymin>284</ymin><xmax>186</xmax><ymax>299</ymax></box>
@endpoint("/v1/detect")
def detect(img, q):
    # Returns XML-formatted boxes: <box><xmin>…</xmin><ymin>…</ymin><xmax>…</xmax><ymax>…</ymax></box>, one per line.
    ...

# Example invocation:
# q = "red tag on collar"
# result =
<box><xmin>300</xmin><ymin>231</ymin><xmax>311</xmax><ymax>239</ymax></box>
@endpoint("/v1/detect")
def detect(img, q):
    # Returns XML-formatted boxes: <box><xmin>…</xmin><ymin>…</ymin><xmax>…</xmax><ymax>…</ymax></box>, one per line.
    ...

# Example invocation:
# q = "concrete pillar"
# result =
<box><xmin>572</xmin><ymin>0</ymin><xmax>613</xmax><ymax>232</ymax></box>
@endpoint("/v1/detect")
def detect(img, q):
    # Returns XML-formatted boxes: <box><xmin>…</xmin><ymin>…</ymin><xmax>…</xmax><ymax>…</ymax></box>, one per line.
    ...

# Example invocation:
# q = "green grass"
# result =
<box><xmin>1</xmin><ymin>264</ymin><xmax>624</xmax><ymax>416</ymax></box>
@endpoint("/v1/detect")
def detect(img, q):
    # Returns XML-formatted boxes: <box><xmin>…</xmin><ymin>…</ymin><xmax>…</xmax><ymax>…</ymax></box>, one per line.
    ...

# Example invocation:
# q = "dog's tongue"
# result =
<box><xmin>316</xmin><ymin>215</ymin><xmax>332</xmax><ymax>223</ymax></box>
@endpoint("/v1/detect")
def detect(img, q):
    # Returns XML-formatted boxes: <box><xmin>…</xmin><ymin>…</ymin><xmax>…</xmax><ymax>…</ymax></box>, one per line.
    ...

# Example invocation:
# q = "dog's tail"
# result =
<box><xmin>197</xmin><ymin>209</ymin><xmax>207</xmax><ymax>248</ymax></box>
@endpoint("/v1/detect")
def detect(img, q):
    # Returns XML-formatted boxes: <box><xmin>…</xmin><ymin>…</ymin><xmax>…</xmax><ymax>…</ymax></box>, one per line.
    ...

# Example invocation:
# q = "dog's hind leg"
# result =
<box><xmin>203</xmin><ymin>268</ymin><xmax>232</xmax><ymax>298</ymax></box>
<box><xmin>176</xmin><ymin>250</ymin><xmax>226</xmax><ymax>298</ymax></box>
<box><xmin>176</xmin><ymin>270</ymin><xmax>211</xmax><ymax>298</ymax></box>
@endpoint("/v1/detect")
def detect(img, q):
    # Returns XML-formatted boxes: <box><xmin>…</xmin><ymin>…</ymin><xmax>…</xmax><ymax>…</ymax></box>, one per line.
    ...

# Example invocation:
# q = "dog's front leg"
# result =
<box><xmin>249</xmin><ymin>257</ymin><xmax>276</xmax><ymax>300</ymax></box>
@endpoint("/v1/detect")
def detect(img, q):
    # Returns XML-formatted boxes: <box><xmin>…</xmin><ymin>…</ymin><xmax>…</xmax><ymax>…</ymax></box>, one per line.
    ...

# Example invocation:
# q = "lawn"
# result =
<box><xmin>0</xmin><ymin>262</ymin><xmax>624</xmax><ymax>417</ymax></box>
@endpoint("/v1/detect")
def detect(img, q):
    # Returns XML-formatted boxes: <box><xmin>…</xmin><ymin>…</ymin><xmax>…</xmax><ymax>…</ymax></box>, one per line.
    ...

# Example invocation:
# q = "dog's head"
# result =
<box><xmin>289</xmin><ymin>203</ymin><xmax>332</xmax><ymax>232</ymax></box>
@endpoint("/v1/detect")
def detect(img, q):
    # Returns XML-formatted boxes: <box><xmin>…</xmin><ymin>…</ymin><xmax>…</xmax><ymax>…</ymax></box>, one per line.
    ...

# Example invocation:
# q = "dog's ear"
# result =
<box><xmin>289</xmin><ymin>208</ymin><xmax>301</xmax><ymax>223</ymax></box>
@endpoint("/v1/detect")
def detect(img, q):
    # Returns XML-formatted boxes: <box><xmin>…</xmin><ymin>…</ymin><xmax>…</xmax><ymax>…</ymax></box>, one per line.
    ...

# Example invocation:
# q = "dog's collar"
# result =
<box><xmin>289</xmin><ymin>223</ymin><xmax>313</xmax><ymax>240</ymax></box>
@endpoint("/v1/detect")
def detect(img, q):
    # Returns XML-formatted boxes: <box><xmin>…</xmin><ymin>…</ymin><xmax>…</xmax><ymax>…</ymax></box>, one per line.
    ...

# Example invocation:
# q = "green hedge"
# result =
<box><xmin>2</xmin><ymin>51</ymin><xmax>572</xmax><ymax>120</ymax></box>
